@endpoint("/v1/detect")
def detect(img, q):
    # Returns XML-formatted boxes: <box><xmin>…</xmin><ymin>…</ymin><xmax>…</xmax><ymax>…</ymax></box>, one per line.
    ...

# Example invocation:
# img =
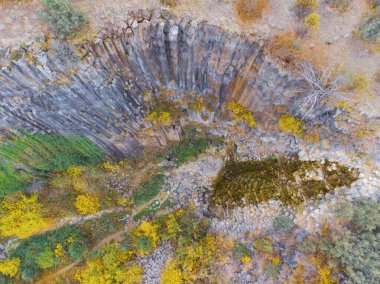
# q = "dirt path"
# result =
<box><xmin>35</xmin><ymin>190</ymin><xmax>170</xmax><ymax>284</ymax></box>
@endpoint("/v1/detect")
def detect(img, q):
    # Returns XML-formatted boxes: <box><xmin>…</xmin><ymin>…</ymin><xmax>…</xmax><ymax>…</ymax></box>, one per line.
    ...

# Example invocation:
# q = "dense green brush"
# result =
<box><xmin>0</xmin><ymin>132</ymin><xmax>105</xmax><ymax>197</ymax></box>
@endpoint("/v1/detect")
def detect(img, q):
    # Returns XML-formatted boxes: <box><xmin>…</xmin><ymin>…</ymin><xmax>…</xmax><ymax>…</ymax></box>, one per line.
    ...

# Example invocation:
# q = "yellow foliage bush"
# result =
<box><xmin>0</xmin><ymin>193</ymin><xmax>49</xmax><ymax>239</ymax></box>
<box><xmin>0</xmin><ymin>258</ymin><xmax>20</xmax><ymax>277</ymax></box>
<box><xmin>54</xmin><ymin>243</ymin><xmax>64</xmax><ymax>257</ymax></box>
<box><xmin>73</xmin><ymin>179</ymin><xmax>88</xmax><ymax>192</ymax></box>
<box><xmin>133</xmin><ymin>221</ymin><xmax>159</xmax><ymax>255</ymax></box>
<box><xmin>272</xmin><ymin>256</ymin><xmax>281</xmax><ymax>266</ymax></box>
<box><xmin>116</xmin><ymin>197</ymin><xmax>130</xmax><ymax>206</ymax></box>
<box><xmin>161</xmin><ymin>234</ymin><xmax>230</xmax><ymax>283</ymax></box>
<box><xmin>351</xmin><ymin>73</ymin><xmax>370</xmax><ymax>91</ymax></box>
<box><xmin>305</xmin><ymin>12</ymin><xmax>320</xmax><ymax>32</ymax></box>
<box><xmin>227</xmin><ymin>100</ymin><xmax>257</xmax><ymax>128</ymax></box>
<box><xmin>236</xmin><ymin>0</ymin><xmax>269</xmax><ymax>24</ymax></box>
<box><xmin>241</xmin><ymin>255</ymin><xmax>252</xmax><ymax>264</ymax></box>
<box><xmin>147</xmin><ymin>111</ymin><xmax>171</xmax><ymax>125</ymax></box>
<box><xmin>161</xmin><ymin>262</ymin><xmax>183</xmax><ymax>284</ymax></box>
<box><xmin>67</xmin><ymin>165</ymin><xmax>84</xmax><ymax>178</ymax></box>
<box><xmin>165</xmin><ymin>213</ymin><xmax>182</xmax><ymax>239</ymax></box>
<box><xmin>319</xmin><ymin>265</ymin><xmax>335</xmax><ymax>284</ymax></box>
<box><xmin>75</xmin><ymin>242</ymin><xmax>143</xmax><ymax>284</ymax></box>
<box><xmin>74</xmin><ymin>194</ymin><xmax>100</xmax><ymax>215</ymax></box>
<box><xmin>279</xmin><ymin>114</ymin><xmax>304</xmax><ymax>134</ymax></box>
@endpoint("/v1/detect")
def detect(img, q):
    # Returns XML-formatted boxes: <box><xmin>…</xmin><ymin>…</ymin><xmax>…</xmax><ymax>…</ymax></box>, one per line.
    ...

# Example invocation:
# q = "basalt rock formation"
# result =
<box><xmin>0</xmin><ymin>9</ymin><xmax>325</xmax><ymax>157</ymax></box>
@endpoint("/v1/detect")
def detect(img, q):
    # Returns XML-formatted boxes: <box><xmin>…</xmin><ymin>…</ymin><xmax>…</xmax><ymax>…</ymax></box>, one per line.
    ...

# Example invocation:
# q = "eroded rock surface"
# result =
<box><xmin>0</xmin><ymin>9</ymin><xmax>317</xmax><ymax>156</ymax></box>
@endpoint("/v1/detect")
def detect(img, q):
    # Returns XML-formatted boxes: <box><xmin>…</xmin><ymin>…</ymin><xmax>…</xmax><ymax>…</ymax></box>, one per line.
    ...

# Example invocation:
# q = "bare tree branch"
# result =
<box><xmin>295</xmin><ymin>62</ymin><xmax>351</xmax><ymax>119</ymax></box>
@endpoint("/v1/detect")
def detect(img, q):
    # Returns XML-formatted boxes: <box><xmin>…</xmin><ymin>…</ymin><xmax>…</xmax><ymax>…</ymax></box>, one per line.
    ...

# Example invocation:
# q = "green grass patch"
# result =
<box><xmin>0</xmin><ymin>132</ymin><xmax>105</xmax><ymax>198</ymax></box>
<box><xmin>169</xmin><ymin>128</ymin><xmax>223</xmax><ymax>167</ymax></box>
<box><xmin>132</xmin><ymin>174</ymin><xmax>165</xmax><ymax>207</ymax></box>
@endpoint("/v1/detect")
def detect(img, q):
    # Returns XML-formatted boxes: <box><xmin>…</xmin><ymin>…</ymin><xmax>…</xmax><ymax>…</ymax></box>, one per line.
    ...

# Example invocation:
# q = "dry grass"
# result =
<box><xmin>160</xmin><ymin>0</ymin><xmax>177</xmax><ymax>7</ymax></box>
<box><xmin>269</xmin><ymin>31</ymin><xmax>327</xmax><ymax>70</ymax></box>
<box><xmin>235</xmin><ymin>0</ymin><xmax>269</xmax><ymax>24</ymax></box>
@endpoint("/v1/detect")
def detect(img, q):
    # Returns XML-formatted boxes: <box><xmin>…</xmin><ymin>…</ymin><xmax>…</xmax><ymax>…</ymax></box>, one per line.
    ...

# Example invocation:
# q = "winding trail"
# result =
<box><xmin>35</xmin><ymin>191</ymin><xmax>170</xmax><ymax>284</ymax></box>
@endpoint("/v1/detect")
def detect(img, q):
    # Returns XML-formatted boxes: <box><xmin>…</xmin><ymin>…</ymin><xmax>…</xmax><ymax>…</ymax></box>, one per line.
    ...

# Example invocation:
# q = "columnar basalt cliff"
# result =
<box><xmin>0</xmin><ymin>9</ymin><xmax>320</xmax><ymax>156</ymax></box>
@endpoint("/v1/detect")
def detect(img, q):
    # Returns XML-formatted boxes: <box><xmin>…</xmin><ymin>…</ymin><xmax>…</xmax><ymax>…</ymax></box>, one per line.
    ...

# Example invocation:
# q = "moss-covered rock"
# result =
<box><xmin>211</xmin><ymin>157</ymin><xmax>358</xmax><ymax>208</ymax></box>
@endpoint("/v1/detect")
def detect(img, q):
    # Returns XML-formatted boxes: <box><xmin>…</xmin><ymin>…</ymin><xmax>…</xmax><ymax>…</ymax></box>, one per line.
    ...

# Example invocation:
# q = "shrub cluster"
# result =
<box><xmin>304</xmin><ymin>12</ymin><xmax>320</xmax><ymax>32</ymax></box>
<box><xmin>9</xmin><ymin>224</ymin><xmax>89</xmax><ymax>281</ymax></box>
<box><xmin>295</xmin><ymin>0</ymin><xmax>319</xmax><ymax>17</ymax></box>
<box><xmin>235</xmin><ymin>0</ymin><xmax>269</xmax><ymax>23</ymax></box>
<box><xmin>279</xmin><ymin>114</ymin><xmax>304</xmax><ymax>134</ymax></box>
<box><xmin>360</xmin><ymin>11</ymin><xmax>380</xmax><ymax>41</ymax></box>
<box><xmin>39</xmin><ymin>0</ymin><xmax>88</xmax><ymax>38</ymax></box>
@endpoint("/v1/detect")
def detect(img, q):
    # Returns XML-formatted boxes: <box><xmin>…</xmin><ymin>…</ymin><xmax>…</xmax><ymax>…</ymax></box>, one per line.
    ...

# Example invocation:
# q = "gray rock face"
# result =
<box><xmin>0</xmin><ymin>9</ymin><xmax>312</xmax><ymax>157</ymax></box>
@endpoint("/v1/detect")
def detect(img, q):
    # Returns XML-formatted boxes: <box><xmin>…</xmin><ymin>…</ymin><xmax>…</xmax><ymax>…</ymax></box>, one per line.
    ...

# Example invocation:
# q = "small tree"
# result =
<box><xmin>36</xmin><ymin>247</ymin><xmax>56</xmax><ymax>269</ymax></box>
<box><xmin>295</xmin><ymin>62</ymin><xmax>348</xmax><ymax>118</ymax></box>
<box><xmin>40</xmin><ymin>0</ymin><xmax>88</xmax><ymax>38</ymax></box>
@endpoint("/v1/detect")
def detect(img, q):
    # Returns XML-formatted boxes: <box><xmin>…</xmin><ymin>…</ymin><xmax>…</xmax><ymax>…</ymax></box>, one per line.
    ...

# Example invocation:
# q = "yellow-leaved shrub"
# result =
<box><xmin>305</xmin><ymin>12</ymin><xmax>320</xmax><ymax>32</ymax></box>
<box><xmin>74</xmin><ymin>194</ymin><xmax>100</xmax><ymax>215</ymax></box>
<box><xmin>279</xmin><ymin>114</ymin><xmax>304</xmax><ymax>134</ymax></box>
<box><xmin>147</xmin><ymin>111</ymin><xmax>171</xmax><ymax>125</ymax></box>
<box><xmin>0</xmin><ymin>258</ymin><xmax>20</xmax><ymax>277</ymax></box>
<box><xmin>227</xmin><ymin>100</ymin><xmax>257</xmax><ymax>128</ymax></box>
<box><xmin>132</xmin><ymin>221</ymin><xmax>159</xmax><ymax>255</ymax></box>
<box><xmin>75</xmin><ymin>242</ymin><xmax>143</xmax><ymax>284</ymax></box>
<box><xmin>0</xmin><ymin>193</ymin><xmax>49</xmax><ymax>239</ymax></box>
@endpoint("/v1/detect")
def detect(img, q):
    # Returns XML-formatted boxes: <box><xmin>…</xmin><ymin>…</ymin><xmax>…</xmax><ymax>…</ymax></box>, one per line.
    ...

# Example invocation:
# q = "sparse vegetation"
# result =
<box><xmin>132</xmin><ymin>173</ymin><xmax>165</xmax><ymax>206</ymax></box>
<box><xmin>227</xmin><ymin>100</ymin><xmax>257</xmax><ymax>128</ymax></box>
<box><xmin>272</xmin><ymin>216</ymin><xmax>294</xmax><ymax>233</ymax></box>
<box><xmin>40</xmin><ymin>0</ymin><xmax>88</xmax><ymax>38</ymax></box>
<box><xmin>360</xmin><ymin>5</ymin><xmax>380</xmax><ymax>41</ymax></box>
<box><xmin>328</xmin><ymin>0</ymin><xmax>352</xmax><ymax>13</ymax></box>
<box><xmin>160</xmin><ymin>0</ymin><xmax>177</xmax><ymax>7</ymax></box>
<box><xmin>279</xmin><ymin>114</ymin><xmax>303</xmax><ymax>134</ymax></box>
<box><xmin>148</xmin><ymin>110</ymin><xmax>172</xmax><ymax>125</ymax></box>
<box><xmin>235</xmin><ymin>0</ymin><xmax>269</xmax><ymax>23</ymax></box>
<box><xmin>350</xmin><ymin>73</ymin><xmax>370</xmax><ymax>91</ymax></box>
<box><xmin>295</xmin><ymin>0</ymin><xmax>319</xmax><ymax>17</ymax></box>
<box><xmin>305</xmin><ymin>12</ymin><xmax>320</xmax><ymax>32</ymax></box>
